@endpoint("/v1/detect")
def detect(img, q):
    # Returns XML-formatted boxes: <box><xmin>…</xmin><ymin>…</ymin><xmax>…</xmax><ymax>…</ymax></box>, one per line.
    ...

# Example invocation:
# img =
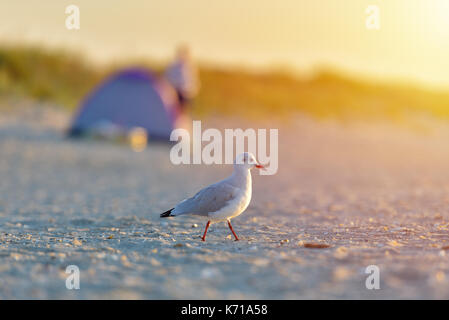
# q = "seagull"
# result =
<box><xmin>160</xmin><ymin>152</ymin><xmax>265</xmax><ymax>241</ymax></box>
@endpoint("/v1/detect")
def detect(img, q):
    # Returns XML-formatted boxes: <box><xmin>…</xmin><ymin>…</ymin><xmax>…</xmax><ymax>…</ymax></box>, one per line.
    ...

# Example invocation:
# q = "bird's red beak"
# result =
<box><xmin>255</xmin><ymin>163</ymin><xmax>265</xmax><ymax>170</ymax></box>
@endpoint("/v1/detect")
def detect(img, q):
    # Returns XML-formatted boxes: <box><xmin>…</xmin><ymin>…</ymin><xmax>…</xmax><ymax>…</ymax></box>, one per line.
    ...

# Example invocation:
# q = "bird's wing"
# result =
<box><xmin>172</xmin><ymin>181</ymin><xmax>240</xmax><ymax>216</ymax></box>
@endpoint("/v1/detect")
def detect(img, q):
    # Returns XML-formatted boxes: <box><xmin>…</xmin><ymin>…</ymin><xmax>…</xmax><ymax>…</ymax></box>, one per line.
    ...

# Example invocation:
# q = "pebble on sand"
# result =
<box><xmin>303</xmin><ymin>243</ymin><xmax>331</xmax><ymax>249</ymax></box>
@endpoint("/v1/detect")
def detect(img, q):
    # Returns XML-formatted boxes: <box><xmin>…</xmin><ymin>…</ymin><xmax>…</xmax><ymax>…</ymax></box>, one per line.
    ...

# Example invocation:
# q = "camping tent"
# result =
<box><xmin>68</xmin><ymin>67</ymin><xmax>181</xmax><ymax>141</ymax></box>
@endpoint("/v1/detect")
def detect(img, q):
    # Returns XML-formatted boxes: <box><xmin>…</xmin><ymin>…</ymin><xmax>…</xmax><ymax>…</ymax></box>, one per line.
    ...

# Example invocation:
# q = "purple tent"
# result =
<box><xmin>68</xmin><ymin>68</ymin><xmax>180</xmax><ymax>140</ymax></box>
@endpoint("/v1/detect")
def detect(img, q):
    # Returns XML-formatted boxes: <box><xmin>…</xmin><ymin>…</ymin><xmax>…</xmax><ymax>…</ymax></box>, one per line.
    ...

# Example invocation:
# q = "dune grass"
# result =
<box><xmin>1</xmin><ymin>45</ymin><xmax>449</xmax><ymax>124</ymax></box>
<box><xmin>0</xmin><ymin>46</ymin><xmax>102</xmax><ymax>109</ymax></box>
<box><xmin>196</xmin><ymin>67</ymin><xmax>449</xmax><ymax>124</ymax></box>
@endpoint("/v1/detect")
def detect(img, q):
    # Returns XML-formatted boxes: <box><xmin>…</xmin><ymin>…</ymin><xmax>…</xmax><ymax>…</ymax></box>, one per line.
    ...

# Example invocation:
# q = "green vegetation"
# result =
<box><xmin>1</xmin><ymin>45</ymin><xmax>449</xmax><ymax>124</ymax></box>
<box><xmin>197</xmin><ymin>68</ymin><xmax>449</xmax><ymax>123</ymax></box>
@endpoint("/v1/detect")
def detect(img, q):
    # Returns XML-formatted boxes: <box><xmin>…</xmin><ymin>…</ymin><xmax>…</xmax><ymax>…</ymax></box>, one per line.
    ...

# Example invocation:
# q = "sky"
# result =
<box><xmin>1</xmin><ymin>0</ymin><xmax>449</xmax><ymax>89</ymax></box>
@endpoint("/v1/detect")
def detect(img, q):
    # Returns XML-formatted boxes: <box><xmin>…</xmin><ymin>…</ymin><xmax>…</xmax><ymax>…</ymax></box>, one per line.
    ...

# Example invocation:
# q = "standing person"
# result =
<box><xmin>164</xmin><ymin>45</ymin><xmax>200</xmax><ymax>111</ymax></box>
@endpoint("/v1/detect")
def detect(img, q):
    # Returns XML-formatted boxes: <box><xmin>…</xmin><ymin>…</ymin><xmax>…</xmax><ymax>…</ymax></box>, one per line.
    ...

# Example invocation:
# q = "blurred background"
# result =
<box><xmin>1</xmin><ymin>1</ymin><xmax>449</xmax><ymax>299</ymax></box>
<box><xmin>1</xmin><ymin>0</ymin><xmax>449</xmax><ymax>124</ymax></box>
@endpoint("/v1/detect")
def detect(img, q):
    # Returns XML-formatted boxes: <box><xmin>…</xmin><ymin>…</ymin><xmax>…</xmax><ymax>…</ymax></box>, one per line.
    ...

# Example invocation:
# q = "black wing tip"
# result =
<box><xmin>160</xmin><ymin>208</ymin><xmax>174</xmax><ymax>218</ymax></box>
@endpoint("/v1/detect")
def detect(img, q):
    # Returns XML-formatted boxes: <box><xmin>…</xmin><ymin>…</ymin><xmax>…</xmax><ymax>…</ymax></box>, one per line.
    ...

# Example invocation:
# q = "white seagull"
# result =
<box><xmin>160</xmin><ymin>152</ymin><xmax>265</xmax><ymax>241</ymax></box>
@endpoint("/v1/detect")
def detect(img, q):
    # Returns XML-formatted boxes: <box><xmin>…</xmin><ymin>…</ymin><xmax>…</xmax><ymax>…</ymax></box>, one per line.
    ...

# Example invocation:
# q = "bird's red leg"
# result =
<box><xmin>201</xmin><ymin>221</ymin><xmax>211</xmax><ymax>241</ymax></box>
<box><xmin>227</xmin><ymin>220</ymin><xmax>239</xmax><ymax>241</ymax></box>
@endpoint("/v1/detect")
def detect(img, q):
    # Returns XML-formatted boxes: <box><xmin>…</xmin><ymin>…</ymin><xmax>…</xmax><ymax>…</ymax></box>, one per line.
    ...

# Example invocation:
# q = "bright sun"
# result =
<box><xmin>427</xmin><ymin>0</ymin><xmax>449</xmax><ymax>36</ymax></box>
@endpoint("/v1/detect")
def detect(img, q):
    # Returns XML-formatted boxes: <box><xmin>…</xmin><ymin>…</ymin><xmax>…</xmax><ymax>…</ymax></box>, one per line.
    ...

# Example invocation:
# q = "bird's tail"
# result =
<box><xmin>160</xmin><ymin>208</ymin><xmax>174</xmax><ymax>218</ymax></box>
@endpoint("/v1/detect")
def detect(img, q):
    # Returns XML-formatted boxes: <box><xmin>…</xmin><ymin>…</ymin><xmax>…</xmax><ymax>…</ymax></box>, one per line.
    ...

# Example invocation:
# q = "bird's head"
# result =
<box><xmin>234</xmin><ymin>152</ymin><xmax>265</xmax><ymax>171</ymax></box>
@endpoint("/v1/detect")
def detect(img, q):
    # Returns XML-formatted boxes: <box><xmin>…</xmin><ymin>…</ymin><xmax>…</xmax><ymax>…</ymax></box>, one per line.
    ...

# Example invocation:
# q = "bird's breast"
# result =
<box><xmin>209</xmin><ymin>173</ymin><xmax>252</xmax><ymax>222</ymax></box>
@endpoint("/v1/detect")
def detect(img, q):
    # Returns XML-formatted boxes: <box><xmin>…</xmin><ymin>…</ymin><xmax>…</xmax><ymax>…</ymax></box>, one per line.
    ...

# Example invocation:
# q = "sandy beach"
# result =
<box><xmin>0</xmin><ymin>104</ymin><xmax>449</xmax><ymax>299</ymax></box>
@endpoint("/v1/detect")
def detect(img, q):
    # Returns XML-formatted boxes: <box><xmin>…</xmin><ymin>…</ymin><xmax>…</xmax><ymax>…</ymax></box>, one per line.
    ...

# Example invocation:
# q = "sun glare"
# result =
<box><xmin>425</xmin><ymin>0</ymin><xmax>449</xmax><ymax>37</ymax></box>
